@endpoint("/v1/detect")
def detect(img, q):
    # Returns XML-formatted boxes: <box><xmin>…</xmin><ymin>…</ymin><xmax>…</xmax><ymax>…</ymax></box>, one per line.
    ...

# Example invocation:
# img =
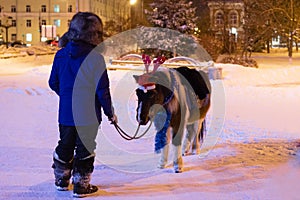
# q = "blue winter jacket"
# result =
<box><xmin>48</xmin><ymin>41</ymin><xmax>114</xmax><ymax>126</ymax></box>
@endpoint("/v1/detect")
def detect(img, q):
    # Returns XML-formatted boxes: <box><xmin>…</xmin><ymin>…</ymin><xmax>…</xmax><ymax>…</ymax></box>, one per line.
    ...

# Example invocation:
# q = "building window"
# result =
<box><xmin>26</xmin><ymin>20</ymin><xmax>31</xmax><ymax>27</ymax></box>
<box><xmin>26</xmin><ymin>33</ymin><xmax>32</xmax><ymax>42</ymax></box>
<box><xmin>215</xmin><ymin>12</ymin><xmax>223</xmax><ymax>25</ymax></box>
<box><xmin>42</xmin><ymin>20</ymin><xmax>46</xmax><ymax>25</ymax></box>
<box><xmin>54</xmin><ymin>5</ymin><xmax>60</xmax><ymax>13</ymax></box>
<box><xmin>68</xmin><ymin>5</ymin><xmax>72</xmax><ymax>12</ymax></box>
<box><xmin>12</xmin><ymin>20</ymin><xmax>16</xmax><ymax>27</ymax></box>
<box><xmin>11</xmin><ymin>5</ymin><xmax>16</xmax><ymax>12</ymax></box>
<box><xmin>67</xmin><ymin>19</ymin><xmax>71</xmax><ymax>27</ymax></box>
<box><xmin>26</xmin><ymin>5</ymin><xmax>31</xmax><ymax>12</ymax></box>
<box><xmin>229</xmin><ymin>12</ymin><xmax>238</xmax><ymax>26</ymax></box>
<box><xmin>54</xmin><ymin>19</ymin><xmax>61</xmax><ymax>27</ymax></box>
<box><xmin>41</xmin><ymin>5</ymin><xmax>46</xmax><ymax>13</ymax></box>
<box><xmin>11</xmin><ymin>34</ymin><xmax>17</xmax><ymax>41</ymax></box>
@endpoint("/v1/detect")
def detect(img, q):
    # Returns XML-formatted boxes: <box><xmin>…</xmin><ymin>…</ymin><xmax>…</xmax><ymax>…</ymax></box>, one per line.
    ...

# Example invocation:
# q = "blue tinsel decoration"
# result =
<box><xmin>154</xmin><ymin>110</ymin><xmax>171</xmax><ymax>153</ymax></box>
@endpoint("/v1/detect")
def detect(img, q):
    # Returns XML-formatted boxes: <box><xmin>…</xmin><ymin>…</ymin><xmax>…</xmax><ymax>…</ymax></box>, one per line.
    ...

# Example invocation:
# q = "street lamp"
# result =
<box><xmin>130</xmin><ymin>0</ymin><xmax>137</xmax><ymax>5</ymax></box>
<box><xmin>0</xmin><ymin>14</ymin><xmax>13</xmax><ymax>48</ymax></box>
<box><xmin>129</xmin><ymin>0</ymin><xmax>144</xmax><ymax>28</ymax></box>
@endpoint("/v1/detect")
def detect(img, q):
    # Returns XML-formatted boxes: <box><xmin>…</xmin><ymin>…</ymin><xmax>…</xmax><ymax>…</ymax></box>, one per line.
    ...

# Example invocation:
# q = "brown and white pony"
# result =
<box><xmin>133</xmin><ymin>55</ymin><xmax>211</xmax><ymax>173</ymax></box>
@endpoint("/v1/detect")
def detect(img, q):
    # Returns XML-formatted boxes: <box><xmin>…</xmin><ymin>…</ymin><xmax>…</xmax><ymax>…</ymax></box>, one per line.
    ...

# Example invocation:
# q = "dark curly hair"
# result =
<box><xmin>59</xmin><ymin>12</ymin><xmax>103</xmax><ymax>47</ymax></box>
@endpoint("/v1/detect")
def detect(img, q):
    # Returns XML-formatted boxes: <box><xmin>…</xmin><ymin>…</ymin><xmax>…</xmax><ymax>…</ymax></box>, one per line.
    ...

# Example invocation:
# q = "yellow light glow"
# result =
<box><xmin>130</xmin><ymin>0</ymin><xmax>137</xmax><ymax>5</ymax></box>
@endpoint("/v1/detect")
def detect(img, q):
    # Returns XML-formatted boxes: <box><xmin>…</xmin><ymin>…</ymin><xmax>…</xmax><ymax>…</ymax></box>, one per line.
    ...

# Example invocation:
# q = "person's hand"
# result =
<box><xmin>109</xmin><ymin>114</ymin><xmax>118</xmax><ymax>124</ymax></box>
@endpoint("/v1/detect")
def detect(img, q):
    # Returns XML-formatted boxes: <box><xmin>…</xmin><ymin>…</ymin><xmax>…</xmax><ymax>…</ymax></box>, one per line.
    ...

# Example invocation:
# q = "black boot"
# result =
<box><xmin>73</xmin><ymin>172</ymin><xmax>98</xmax><ymax>197</ymax></box>
<box><xmin>52</xmin><ymin>152</ymin><xmax>73</xmax><ymax>191</ymax></box>
<box><xmin>72</xmin><ymin>155</ymin><xmax>98</xmax><ymax>197</ymax></box>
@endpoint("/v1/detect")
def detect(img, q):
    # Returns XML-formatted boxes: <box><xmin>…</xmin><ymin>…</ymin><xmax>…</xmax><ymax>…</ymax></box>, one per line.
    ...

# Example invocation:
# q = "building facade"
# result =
<box><xmin>208</xmin><ymin>0</ymin><xmax>244</xmax><ymax>42</ymax></box>
<box><xmin>0</xmin><ymin>0</ymin><xmax>130</xmax><ymax>45</ymax></box>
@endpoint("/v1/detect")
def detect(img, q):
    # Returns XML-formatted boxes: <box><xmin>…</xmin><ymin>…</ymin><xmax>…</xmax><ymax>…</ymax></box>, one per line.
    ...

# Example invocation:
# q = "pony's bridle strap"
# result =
<box><xmin>163</xmin><ymin>90</ymin><xmax>174</xmax><ymax>106</ymax></box>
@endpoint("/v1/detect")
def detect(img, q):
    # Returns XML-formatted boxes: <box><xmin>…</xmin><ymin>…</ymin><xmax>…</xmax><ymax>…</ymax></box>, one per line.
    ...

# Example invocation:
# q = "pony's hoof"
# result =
<box><xmin>182</xmin><ymin>151</ymin><xmax>192</xmax><ymax>156</ymax></box>
<box><xmin>192</xmin><ymin>148</ymin><xmax>201</xmax><ymax>155</ymax></box>
<box><xmin>174</xmin><ymin>165</ymin><xmax>183</xmax><ymax>173</ymax></box>
<box><xmin>157</xmin><ymin>164</ymin><xmax>166</xmax><ymax>169</ymax></box>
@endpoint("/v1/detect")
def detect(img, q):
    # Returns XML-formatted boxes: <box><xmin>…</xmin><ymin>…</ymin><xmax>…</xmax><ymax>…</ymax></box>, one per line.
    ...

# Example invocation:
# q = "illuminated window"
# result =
<box><xmin>54</xmin><ymin>5</ymin><xmax>60</xmax><ymax>13</ymax></box>
<box><xmin>26</xmin><ymin>33</ymin><xmax>32</xmax><ymax>42</ymax></box>
<box><xmin>42</xmin><ymin>20</ymin><xmax>46</xmax><ymax>25</ymax></box>
<box><xmin>54</xmin><ymin>19</ymin><xmax>61</xmax><ymax>27</ymax></box>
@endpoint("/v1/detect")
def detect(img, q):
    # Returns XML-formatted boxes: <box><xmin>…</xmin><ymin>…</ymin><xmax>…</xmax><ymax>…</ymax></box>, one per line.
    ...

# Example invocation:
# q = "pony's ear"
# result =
<box><xmin>133</xmin><ymin>75</ymin><xmax>140</xmax><ymax>83</ymax></box>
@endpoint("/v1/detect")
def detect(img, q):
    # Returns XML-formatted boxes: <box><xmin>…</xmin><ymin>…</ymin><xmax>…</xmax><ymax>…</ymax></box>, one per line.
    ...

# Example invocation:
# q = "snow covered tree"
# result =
<box><xmin>104</xmin><ymin>16</ymin><xmax>131</xmax><ymax>37</ymax></box>
<box><xmin>239</xmin><ymin>0</ymin><xmax>300</xmax><ymax>58</ymax></box>
<box><xmin>145</xmin><ymin>0</ymin><xmax>197</xmax><ymax>34</ymax></box>
<box><xmin>241</xmin><ymin>0</ymin><xmax>274</xmax><ymax>57</ymax></box>
<box><xmin>142</xmin><ymin>0</ymin><xmax>199</xmax><ymax>58</ymax></box>
<box><xmin>257</xmin><ymin>0</ymin><xmax>300</xmax><ymax>58</ymax></box>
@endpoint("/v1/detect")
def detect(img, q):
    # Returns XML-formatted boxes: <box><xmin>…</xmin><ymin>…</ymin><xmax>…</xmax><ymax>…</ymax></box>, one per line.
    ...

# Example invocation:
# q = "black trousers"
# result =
<box><xmin>55</xmin><ymin>124</ymin><xmax>99</xmax><ymax>163</ymax></box>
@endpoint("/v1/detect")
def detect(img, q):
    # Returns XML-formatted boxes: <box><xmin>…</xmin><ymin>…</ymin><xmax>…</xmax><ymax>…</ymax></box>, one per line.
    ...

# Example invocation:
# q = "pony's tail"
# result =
<box><xmin>199</xmin><ymin>118</ymin><xmax>207</xmax><ymax>142</ymax></box>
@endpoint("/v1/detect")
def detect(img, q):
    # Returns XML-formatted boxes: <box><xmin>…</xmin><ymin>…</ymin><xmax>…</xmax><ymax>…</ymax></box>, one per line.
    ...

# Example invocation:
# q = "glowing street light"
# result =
<box><xmin>130</xmin><ymin>0</ymin><xmax>144</xmax><ymax>28</ymax></box>
<box><xmin>130</xmin><ymin>0</ymin><xmax>137</xmax><ymax>5</ymax></box>
<box><xmin>0</xmin><ymin>14</ymin><xmax>13</xmax><ymax>48</ymax></box>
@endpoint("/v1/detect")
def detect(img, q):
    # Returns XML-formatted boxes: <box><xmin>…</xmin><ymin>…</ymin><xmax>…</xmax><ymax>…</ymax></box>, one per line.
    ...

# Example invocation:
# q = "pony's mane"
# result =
<box><xmin>151</xmin><ymin>68</ymin><xmax>179</xmax><ymax>113</ymax></box>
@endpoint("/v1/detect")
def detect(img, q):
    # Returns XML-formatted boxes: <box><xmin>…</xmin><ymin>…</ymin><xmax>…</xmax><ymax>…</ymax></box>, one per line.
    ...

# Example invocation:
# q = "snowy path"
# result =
<box><xmin>0</xmin><ymin>55</ymin><xmax>299</xmax><ymax>199</ymax></box>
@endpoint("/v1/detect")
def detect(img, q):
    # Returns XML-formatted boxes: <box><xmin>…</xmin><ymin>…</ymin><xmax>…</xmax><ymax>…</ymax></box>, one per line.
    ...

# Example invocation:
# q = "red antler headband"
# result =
<box><xmin>153</xmin><ymin>55</ymin><xmax>166</xmax><ymax>72</ymax></box>
<box><xmin>141</xmin><ymin>54</ymin><xmax>166</xmax><ymax>74</ymax></box>
<box><xmin>138</xmin><ymin>54</ymin><xmax>166</xmax><ymax>92</ymax></box>
<box><xmin>142</xmin><ymin>54</ymin><xmax>151</xmax><ymax>73</ymax></box>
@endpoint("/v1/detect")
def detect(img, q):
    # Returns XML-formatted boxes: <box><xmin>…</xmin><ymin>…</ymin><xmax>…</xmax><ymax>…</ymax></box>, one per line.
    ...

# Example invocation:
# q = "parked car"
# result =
<box><xmin>11</xmin><ymin>40</ymin><xmax>26</xmax><ymax>47</ymax></box>
<box><xmin>45</xmin><ymin>40</ymin><xmax>53</xmax><ymax>45</ymax></box>
<box><xmin>50</xmin><ymin>40</ymin><xmax>59</xmax><ymax>47</ymax></box>
<box><xmin>45</xmin><ymin>39</ymin><xmax>59</xmax><ymax>47</ymax></box>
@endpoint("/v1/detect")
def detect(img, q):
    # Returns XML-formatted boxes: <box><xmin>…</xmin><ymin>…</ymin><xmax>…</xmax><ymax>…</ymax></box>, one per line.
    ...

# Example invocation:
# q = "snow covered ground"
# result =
<box><xmin>0</xmin><ymin>53</ymin><xmax>299</xmax><ymax>199</ymax></box>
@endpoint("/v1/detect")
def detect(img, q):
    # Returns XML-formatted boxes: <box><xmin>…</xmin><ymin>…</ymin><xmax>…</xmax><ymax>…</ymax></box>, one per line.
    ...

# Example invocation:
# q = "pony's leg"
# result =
<box><xmin>192</xmin><ymin>119</ymin><xmax>204</xmax><ymax>155</ymax></box>
<box><xmin>172</xmin><ymin>122</ymin><xmax>185</xmax><ymax>173</ymax></box>
<box><xmin>173</xmin><ymin>144</ymin><xmax>183</xmax><ymax>173</ymax></box>
<box><xmin>158</xmin><ymin>144</ymin><xmax>169</xmax><ymax>169</ymax></box>
<box><xmin>182</xmin><ymin>123</ymin><xmax>198</xmax><ymax>156</ymax></box>
<box><xmin>158</xmin><ymin>127</ymin><xmax>171</xmax><ymax>169</ymax></box>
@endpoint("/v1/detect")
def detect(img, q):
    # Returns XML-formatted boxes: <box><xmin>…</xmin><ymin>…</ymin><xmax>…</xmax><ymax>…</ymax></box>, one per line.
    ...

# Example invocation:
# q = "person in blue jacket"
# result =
<box><xmin>48</xmin><ymin>12</ymin><xmax>117</xmax><ymax>197</ymax></box>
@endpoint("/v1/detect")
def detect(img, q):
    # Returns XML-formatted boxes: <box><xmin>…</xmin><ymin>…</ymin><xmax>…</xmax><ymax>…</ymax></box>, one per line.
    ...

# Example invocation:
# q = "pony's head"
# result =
<box><xmin>133</xmin><ymin>54</ymin><xmax>169</xmax><ymax>125</ymax></box>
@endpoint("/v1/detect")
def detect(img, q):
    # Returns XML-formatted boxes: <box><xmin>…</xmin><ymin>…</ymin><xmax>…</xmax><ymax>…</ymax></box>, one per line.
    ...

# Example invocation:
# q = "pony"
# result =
<box><xmin>133</xmin><ymin>55</ymin><xmax>211</xmax><ymax>173</ymax></box>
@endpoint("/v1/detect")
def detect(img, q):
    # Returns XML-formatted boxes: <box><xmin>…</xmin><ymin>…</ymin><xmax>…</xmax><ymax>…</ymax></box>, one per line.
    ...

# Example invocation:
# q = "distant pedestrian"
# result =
<box><xmin>48</xmin><ymin>12</ymin><xmax>117</xmax><ymax>197</ymax></box>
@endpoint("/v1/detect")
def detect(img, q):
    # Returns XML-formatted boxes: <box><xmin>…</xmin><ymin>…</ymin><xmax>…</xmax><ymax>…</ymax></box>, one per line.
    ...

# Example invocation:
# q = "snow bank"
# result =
<box><xmin>0</xmin><ymin>55</ymin><xmax>299</xmax><ymax>199</ymax></box>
